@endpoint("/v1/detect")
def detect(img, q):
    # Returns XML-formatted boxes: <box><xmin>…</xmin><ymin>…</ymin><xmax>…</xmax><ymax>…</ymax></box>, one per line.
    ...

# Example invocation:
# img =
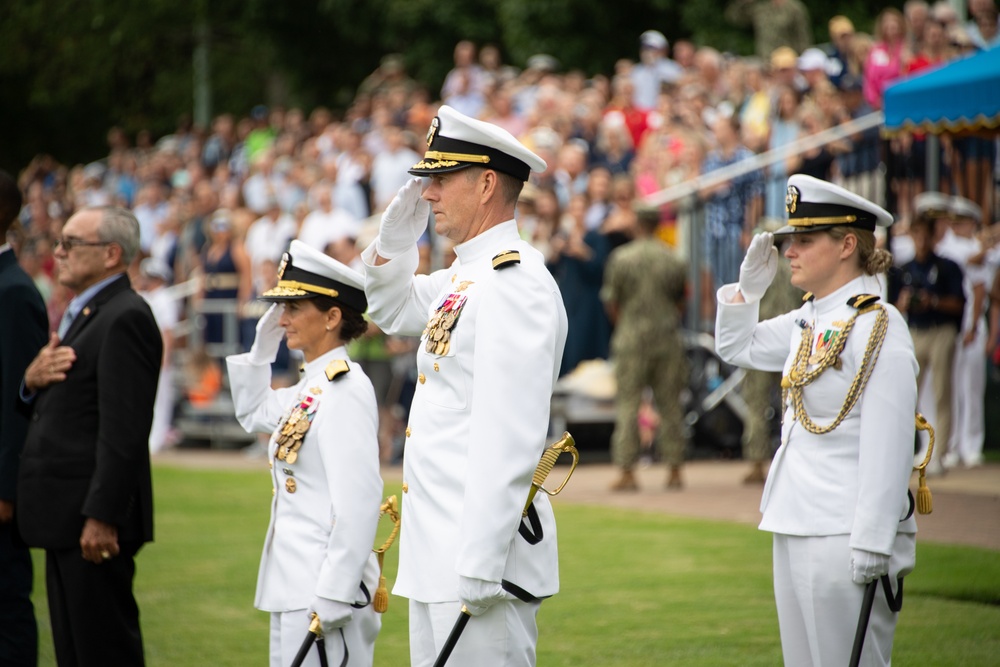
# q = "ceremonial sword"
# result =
<box><xmin>432</xmin><ymin>432</ymin><xmax>579</xmax><ymax>667</ymax></box>
<box><xmin>289</xmin><ymin>496</ymin><xmax>401</xmax><ymax>667</ymax></box>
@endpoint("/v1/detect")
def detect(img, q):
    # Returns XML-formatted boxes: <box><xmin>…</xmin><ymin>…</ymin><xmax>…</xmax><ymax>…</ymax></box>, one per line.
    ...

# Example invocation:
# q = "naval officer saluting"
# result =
<box><xmin>362</xmin><ymin>105</ymin><xmax>568</xmax><ymax>666</ymax></box>
<box><xmin>227</xmin><ymin>240</ymin><xmax>384</xmax><ymax>667</ymax></box>
<box><xmin>716</xmin><ymin>175</ymin><xmax>919</xmax><ymax>666</ymax></box>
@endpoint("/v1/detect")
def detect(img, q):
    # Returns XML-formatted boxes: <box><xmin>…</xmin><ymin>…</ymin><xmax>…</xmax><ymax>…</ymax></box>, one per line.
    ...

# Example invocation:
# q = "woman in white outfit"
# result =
<box><xmin>227</xmin><ymin>239</ymin><xmax>384</xmax><ymax>667</ymax></box>
<box><xmin>715</xmin><ymin>174</ymin><xmax>919</xmax><ymax>666</ymax></box>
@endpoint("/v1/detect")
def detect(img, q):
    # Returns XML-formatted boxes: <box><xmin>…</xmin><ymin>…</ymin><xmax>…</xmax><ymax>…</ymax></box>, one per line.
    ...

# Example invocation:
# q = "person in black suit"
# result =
<box><xmin>18</xmin><ymin>206</ymin><xmax>161</xmax><ymax>667</ymax></box>
<box><xmin>0</xmin><ymin>170</ymin><xmax>47</xmax><ymax>666</ymax></box>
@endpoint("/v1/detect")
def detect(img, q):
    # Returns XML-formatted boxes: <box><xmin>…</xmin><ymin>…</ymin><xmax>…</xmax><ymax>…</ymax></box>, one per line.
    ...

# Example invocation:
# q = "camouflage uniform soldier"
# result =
<box><xmin>741</xmin><ymin>253</ymin><xmax>804</xmax><ymax>483</ymax></box>
<box><xmin>601</xmin><ymin>207</ymin><xmax>689</xmax><ymax>491</ymax></box>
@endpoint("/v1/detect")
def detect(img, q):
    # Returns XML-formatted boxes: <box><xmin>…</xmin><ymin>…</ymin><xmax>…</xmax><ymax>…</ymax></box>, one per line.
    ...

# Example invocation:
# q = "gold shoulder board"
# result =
<box><xmin>802</xmin><ymin>292</ymin><xmax>815</xmax><ymax>302</ymax></box>
<box><xmin>492</xmin><ymin>250</ymin><xmax>521</xmax><ymax>270</ymax></box>
<box><xmin>847</xmin><ymin>294</ymin><xmax>880</xmax><ymax>310</ymax></box>
<box><xmin>325</xmin><ymin>359</ymin><xmax>351</xmax><ymax>382</ymax></box>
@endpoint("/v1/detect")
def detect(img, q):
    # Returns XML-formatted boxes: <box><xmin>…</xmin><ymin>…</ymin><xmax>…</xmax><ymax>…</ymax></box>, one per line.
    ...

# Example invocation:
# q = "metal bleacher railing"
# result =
<box><xmin>643</xmin><ymin>111</ymin><xmax>885</xmax><ymax>332</ymax></box>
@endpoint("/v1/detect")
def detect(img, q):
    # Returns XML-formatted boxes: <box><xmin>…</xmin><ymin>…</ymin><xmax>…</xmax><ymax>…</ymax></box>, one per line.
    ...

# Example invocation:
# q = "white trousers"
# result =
<box><xmin>950</xmin><ymin>323</ymin><xmax>987</xmax><ymax>465</ymax></box>
<box><xmin>268</xmin><ymin>607</ymin><xmax>380</xmax><ymax>667</ymax></box>
<box><xmin>772</xmin><ymin>533</ymin><xmax>916</xmax><ymax>667</ymax></box>
<box><xmin>408</xmin><ymin>598</ymin><xmax>540</xmax><ymax>667</ymax></box>
<box><xmin>149</xmin><ymin>366</ymin><xmax>173</xmax><ymax>453</ymax></box>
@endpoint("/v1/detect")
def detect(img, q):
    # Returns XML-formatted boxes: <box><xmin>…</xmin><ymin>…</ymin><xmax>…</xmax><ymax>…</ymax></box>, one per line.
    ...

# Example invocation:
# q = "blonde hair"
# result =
<box><xmin>827</xmin><ymin>227</ymin><xmax>893</xmax><ymax>274</ymax></box>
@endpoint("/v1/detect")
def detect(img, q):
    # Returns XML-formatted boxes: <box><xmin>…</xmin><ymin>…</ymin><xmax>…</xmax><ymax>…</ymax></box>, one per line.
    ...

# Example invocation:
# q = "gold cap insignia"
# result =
<box><xmin>426</xmin><ymin>117</ymin><xmax>439</xmax><ymax>147</ymax></box>
<box><xmin>785</xmin><ymin>185</ymin><xmax>800</xmax><ymax>215</ymax></box>
<box><xmin>276</xmin><ymin>252</ymin><xmax>290</xmax><ymax>280</ymax></box>
<box><xmin>325</xmin><ymin>359</ymin><xmax>351</xmax><ymax>382</ymax></box>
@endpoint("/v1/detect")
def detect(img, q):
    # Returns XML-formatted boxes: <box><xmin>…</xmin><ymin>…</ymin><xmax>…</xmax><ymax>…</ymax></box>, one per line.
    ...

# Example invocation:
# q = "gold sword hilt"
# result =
<box><xmin>522</xmin><ymin>432</ymin><xmax>578</xmax><ymax>516</ymax></box>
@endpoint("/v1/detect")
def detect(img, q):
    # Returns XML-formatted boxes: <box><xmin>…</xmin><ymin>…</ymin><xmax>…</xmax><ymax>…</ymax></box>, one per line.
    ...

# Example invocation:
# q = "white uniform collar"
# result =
<box><xmin>810</xmin><ymin>274</ymin><xmax>882</xmax><ymax>317</ymax></box>
<box><xmin>453</xmin><ymin>220</ymin><xmax>519</xmax><ymax>264</ymax></box>
<box><xmin>301</xmin><ymin>345</ymin><xmax>350</xmax><ymax>379</ymax></box>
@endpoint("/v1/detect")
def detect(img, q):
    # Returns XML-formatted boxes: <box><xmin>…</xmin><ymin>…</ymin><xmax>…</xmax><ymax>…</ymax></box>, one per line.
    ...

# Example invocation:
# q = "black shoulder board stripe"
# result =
<box><xmin>325</xmin><ymin>359</ymin><xmax>351</xmax><ymax>382</ymax></box>
<box><xmin>847</xmin><ymin>294</ymin><xmax>880</xmax><ymax>309</ymax></box>
<box><xmin>492</xmin><ymin>250</ymin><xmax>521</xmax><ymax>270</ymax></box>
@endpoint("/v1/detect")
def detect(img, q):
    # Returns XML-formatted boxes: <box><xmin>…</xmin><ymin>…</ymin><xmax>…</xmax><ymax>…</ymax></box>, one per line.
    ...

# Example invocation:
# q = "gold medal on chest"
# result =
<box><xmin>272</xmin><ymin>394</ymin><xmax>318</xmax><ymax>464</ymax></box>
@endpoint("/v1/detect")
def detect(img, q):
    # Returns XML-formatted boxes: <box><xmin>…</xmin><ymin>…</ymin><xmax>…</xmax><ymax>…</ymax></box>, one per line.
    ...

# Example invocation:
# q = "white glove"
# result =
<box><xmin>247</xmin><ymin>303</ymin><xmax>284</xmax><ymax>364</ymax></box>
<box><xmin>376</xmin><ymin>178</ymin><xmax>430</xmax><ymax>260</ymax></box>
<box><xmin>850</xmin><ymin>548</ymin><xmax>890</xmax><ymax>584</ymax></box>
<box><xmin>458</xmin><ymin>576</ymin><xmax>506</xmax><ymax>617</ymax></box>
<box><xmin>308</xmin><ymin>596</ymin><xmax>354</xmax><ymax>635</ymax></box>
<box><xmin>738</xmin><ymin>232</ymin><xmax>779</xmax><ymax>303</ymax></box>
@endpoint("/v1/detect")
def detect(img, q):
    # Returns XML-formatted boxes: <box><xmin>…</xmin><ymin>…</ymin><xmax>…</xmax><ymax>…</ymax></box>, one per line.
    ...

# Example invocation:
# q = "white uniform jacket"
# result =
<box><xmin>362</xmin><ymin>220</ymin><xmax>568</xmax><ymax>603</ymax></box>
<box><xmin>715</xmin><ymin>275</ymin><xmax>918</xmax><ymax>555</ymax></box>
<box><xmin>227</xmin><ymin>346</ymin><xmax>383</xmax><ymax>611</ymax></box>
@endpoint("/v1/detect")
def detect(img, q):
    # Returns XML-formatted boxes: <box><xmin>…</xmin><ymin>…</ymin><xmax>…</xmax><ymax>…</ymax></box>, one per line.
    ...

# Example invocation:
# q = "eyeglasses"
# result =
<box><xmin>55</xmin><ymin>237</ymin><xmax>112</xmax><ymax>252</ymax></box>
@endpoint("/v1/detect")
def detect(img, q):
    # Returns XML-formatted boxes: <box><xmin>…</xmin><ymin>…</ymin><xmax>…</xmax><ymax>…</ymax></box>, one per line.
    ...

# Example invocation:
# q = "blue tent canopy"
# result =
<box><xmin>883</xmin><ymin>46</ymin><xmax>1000</xmax><ymax>135</ymax></box>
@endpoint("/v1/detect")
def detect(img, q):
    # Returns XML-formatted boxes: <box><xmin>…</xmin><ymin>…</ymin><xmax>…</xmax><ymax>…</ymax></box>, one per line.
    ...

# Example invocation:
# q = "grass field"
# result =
<box><xmin>30</xmin><ymin>464</ymin><xmax>1000</xmax><ymax>666</ymax></box>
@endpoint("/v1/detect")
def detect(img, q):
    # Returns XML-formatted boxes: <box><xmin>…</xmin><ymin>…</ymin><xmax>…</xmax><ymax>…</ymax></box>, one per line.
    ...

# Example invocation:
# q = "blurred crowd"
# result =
<box><xmin>9</xmin><ymin>0</ymin><xmax>1000</xmax><ymax>457</ymax></box>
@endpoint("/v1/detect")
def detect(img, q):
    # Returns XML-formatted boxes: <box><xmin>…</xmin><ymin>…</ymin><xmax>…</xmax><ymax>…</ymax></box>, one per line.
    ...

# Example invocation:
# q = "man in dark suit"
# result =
<box><xmin>0</xmin><ymin>170</ymin><xmax>47</xmax><ymax>666</ymax></box>
<box><xmin>19</xmin><ymin>206</ymin><xmax>161</xmax><ymax>666</ymax></box>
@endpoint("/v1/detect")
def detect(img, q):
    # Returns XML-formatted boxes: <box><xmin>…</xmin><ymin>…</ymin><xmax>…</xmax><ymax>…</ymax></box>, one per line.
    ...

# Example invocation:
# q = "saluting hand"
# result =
<box><xmin>24</xmin><ymin>332</ymin><xmax>76</xmax><ymax>392</ymax></box>
<box><xmin>247</xmin><ymin>303</ymin><xmax>284</xmax><ymax>364</ymax></box>
<box><xmin>376</xmin><ymin>178</ymin><xmax>430</xmax><ymax>260</ymax></box>
<box><xmin>738</xmin><ymin>232</ymin><xmax>779</xmax><ymax>303</ymax></box>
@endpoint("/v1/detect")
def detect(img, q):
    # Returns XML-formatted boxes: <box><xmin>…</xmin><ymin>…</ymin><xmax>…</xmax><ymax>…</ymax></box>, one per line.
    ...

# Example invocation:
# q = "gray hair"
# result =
<box><xmin>96</xmin><ymin>206</ymin><xmax>141</xmax><ymax>265</ymax></box>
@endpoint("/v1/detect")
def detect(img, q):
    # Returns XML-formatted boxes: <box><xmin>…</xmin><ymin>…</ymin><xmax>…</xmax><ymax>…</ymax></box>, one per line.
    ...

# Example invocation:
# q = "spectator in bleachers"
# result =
<box><xmin>786</xmin><ymin>101</ymin><xmax>849</xmax><ymax>182</ymax></box>
<box><xmin>701</xmin><ymin>113</ymin><xmax>764</xmax><ymax>294</ymax></box>
<box><xmin>968</xmin><ymin>0</ymin><xmax>1000</xmax><ymax>47</ymax></box>
<box><xmin>549</xmin><ymin>192</ymin><xmax>612</xmax><ymax>375</ymax></box>
<box><xmin>369</xmin><ymin>125</ymin><xmax>421</xmax><ymax>213</ymax></box>
<box><xmin>766</xmin><ymin>86</ymin><xmax>804</xmax><ymax>220</ymax></box>
<box><xmin>824</xmin><ymin>15</ymin><xmax>856</xmax><ymax>89</ymax></box>
<box><xmin>864</xmin><ymin>8</ymin><xmax>909</xmax><ymax>111</ymax></box>
<box><xmin>297</xmin><ymin>184</ymin><xmax>359</xmax><ymax>252</ymax></box>
<box><xmin>631</xmin><ymin>30</ymin><xmax>683</xmax><ymax>111</ymax></box>
<box><xmin>904</xmin><ymin>0</ymin><xmax>931</xmax><ymax>52</ymax></box>
<box><xmin>245</xmin><ymin>197</ymin><xmax>295</xmax><ymax>296</ymax></box>
<box><xmin>200</xmin><ymin>209</ymin><xmax>252</xmax><ymax>347</ymax></box>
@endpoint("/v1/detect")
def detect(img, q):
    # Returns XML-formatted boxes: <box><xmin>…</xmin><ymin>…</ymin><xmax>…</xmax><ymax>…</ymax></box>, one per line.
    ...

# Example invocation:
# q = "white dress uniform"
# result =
<box><xmin>936</xmin><ymin>215</ymin><xmax>989</xmax><ymax>467</ymax></box>
<box><xmin>227</xmin><ymin>240</ymin><xmax>384</xmax><ymax>667</ymax></box>
<box><xmin>716</xmin><ymin>175</ymin><xmax>920</xmax><ymax>667</ymax></box>
<box><xmin>228</xmin><ymin>347</ymin><xmax>383</xmax><ymax>667</ymax></box>
<box><xmin>363</xmin><ymin>220</ymin><xmax>568</xmax><ymax>664</ymax></box>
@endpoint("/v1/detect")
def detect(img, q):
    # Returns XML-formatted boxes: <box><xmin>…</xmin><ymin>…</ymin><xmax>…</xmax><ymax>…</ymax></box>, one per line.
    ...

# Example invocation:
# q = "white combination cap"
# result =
<box><xmin>948</xmin><ymin>195</ymin><xmax>981</xmax><ymax>222</ymax></box>
<box><xmin>775</xmin><ymin>174</ymin><xmax>893</xmax><ymax>236</ymax></box>
<box><xmin>409</xmin><ymin>105</ymin><xmax>546</xmax><ymax>181</ymax></box>
<box><xmin>913</xmin><ymin>191</ymin><xmax>952</xmax><ymax>220</ymax></box>
<box><xmin>261</xmin><ymin>239</ymin><xmax>367</xmax><ymax>312</ymax></box>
